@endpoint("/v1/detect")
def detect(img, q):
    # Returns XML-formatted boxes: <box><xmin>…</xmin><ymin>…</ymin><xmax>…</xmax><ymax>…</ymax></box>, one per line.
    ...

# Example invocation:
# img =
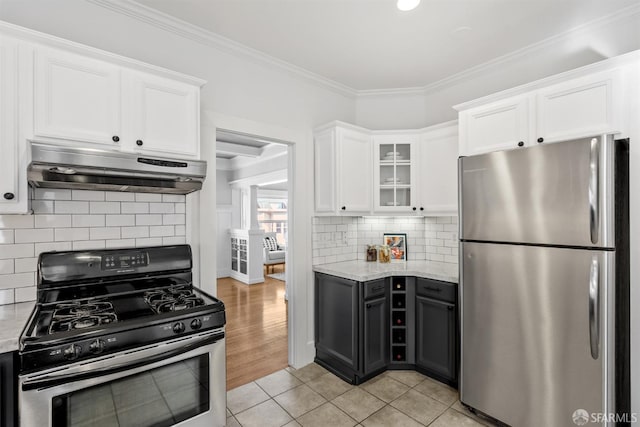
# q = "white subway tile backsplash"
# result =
<box><xmin>0</xmin><ymin>272</ymin><xmax>35</xmax><ymax>289</ymax></box>
<box><xmin>136</xmin><ymin>215</ymin><xmax>162</xmax><ymax>226</ymax></box>
<box><xmin>72</xmin><ymin>190</ymin><xmax>105</xmax><ymax>201</ymax></box>
<box><xmin>15</xmin><ymin>229</ymin><xmax>54</xmax><ymax>243</ymax></box>
<box><xmin>15</xmin><ymin>286</ymin><xmax>37</xmax><ymax>303</ymax></box>
<box><xmin>149</xmin><ymin>203</ymin><xmax>175</xmax><ymax>214</ymax></box>
<box><xmin>0</xmin><ymin>244</ymin><xmax>34</xmax><ymax>260</ymax></box>
<box><xmin>121</xmin><ymin>227</ymin><xmax>149</xmax><ymax>239</ymax></box>
<box><xmin>55</xmin><ymin>228</ymin><xmax>90</xmax><ymax>242</ymax></box>
<box><xmin>73</xmin><ymin>240</ymin><xmax>106</xmax><ymax>250</ymax></box>
<box><xmin>149</xmin><ymin>226</ymin><xmax>174</xmax><ymax>237</ymax></box>
<box><xmin>0</xmin><ymin>289</ymin><xmax>15</xmax><ymax>305</ymax></box>
<box><xmin>55</xmin><ymin>201</ymin><xmax>89</xmax><ymax>214</ymax></box>
<box><xmin>89</xmin><ymin>202</ymin><xmax>121</xmax><ymax>214</ymax></box>
<box><xmin>105</xmin><ymin>215</ymin><xmax>136</xmax><ymax>227</ymax></box>
<box><xmin>0</xmin><ymin>215</ymin><xmax>34</xmax><ymax>229</ymax></box>
<box><xmin>136</xmin><ymin>237</ymin><xmax>163</xmax><ymax>246</ymax></box>
<box><xmin>35</xmin><ymin>215</ymin><xmax>72</xmax><ymax>228</ymax></box>
<box><xmin>162</xmin><ymin>194</ymin><xmax>185</xmax><ymax>203</ymax></box>
<box><xmin>0</xmin><ymin>230</ymin><xmax>14</xmax><ymax>244</ymax></box>
<box><xmin>135</xmin><ymin>193</ymin><xmax>162</xmax><ymax>202</ymax></box>
<box><xmin>122</xmin><ymin>203</ymin><xmax>149</xmax><ymax>214</ymax></box>
<box><xmin>90</xmin><ymin>227</ymin><xmax>120</xmax><ymax>240</ymax></box>
<box><xmin>34</xmin><ymin>189</ymin><xmax>71</xmax><ymax>200</ymax></box>
<box><xmin>1</xmin><ymin>189</ymin><xmax>188</xmax><ymax>304</ymax></box>
<box><xmin>32</xmin><ymin>200</ymin><xmax>55</xmax><ymax>214</ymax></box>
<box><xmin>105</xmin><ymin>239</ymin><xmax>136</xmax><ymax>249</ymax></box>
<box><xmin>0</xmin><ymin>260</ymin><xmax>14</xmax><ymax>274</ymax></box>
<box><xmin>14</xmin><ymin>258</ymin><xmax>37</xmax><ymax>273</ymax></box>
<box><xmin>105</xmin><ymin>192</ymin><xmax>136</xmax><ymax>202</ymax></box>
<box><xmin>163</xmin><ymin>236</ymin><xmax>186</xmax><ymax>245</ymax></box>
<box><xmin>35</xmin><ymin>242</ymin><xmax>72</xmax><ymax>253</ymax></box>
<box><xmin>73</xmin><ymin>215</ymin><xmax>105</xmax><ymax>228</ymax></box>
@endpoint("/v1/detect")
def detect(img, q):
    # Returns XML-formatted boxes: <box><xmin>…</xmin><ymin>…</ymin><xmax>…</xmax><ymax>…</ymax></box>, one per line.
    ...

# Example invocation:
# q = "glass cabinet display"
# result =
<box><xmin>373</xmin><ymin>135</ymin><xmax>418</xmax><ymax>212</ymax></box>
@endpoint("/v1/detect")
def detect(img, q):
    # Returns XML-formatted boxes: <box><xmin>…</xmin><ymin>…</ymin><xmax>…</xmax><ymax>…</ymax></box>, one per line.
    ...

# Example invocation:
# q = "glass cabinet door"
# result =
<box><xmin>374</xmin><ymin>135</ymin><xmax>417</xmax><ymax>212</ymax></box>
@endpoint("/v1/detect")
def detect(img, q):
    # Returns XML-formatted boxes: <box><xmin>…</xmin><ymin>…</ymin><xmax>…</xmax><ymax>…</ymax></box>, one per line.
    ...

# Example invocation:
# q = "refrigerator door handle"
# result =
<box><xmin>589</xmin><ymin>137</ymin><xmax>600</xmax><ymax>244</ymax></box>
<box><xmin>589</xmin><ymin>255</ymin><xmax>600</xmax><ymax>359</ymax></box>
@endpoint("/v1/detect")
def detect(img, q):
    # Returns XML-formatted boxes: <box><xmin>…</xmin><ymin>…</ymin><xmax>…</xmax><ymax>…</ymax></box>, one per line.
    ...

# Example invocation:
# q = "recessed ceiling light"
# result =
<box><xmin>397</xmin><ymin>0</ymin><xmax>421</xmax><ymax>12</ymax></box>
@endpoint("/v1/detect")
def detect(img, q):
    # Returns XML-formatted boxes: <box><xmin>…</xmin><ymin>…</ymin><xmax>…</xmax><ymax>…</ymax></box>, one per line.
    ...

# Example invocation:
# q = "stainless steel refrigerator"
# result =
<box><xmin>459</xmin><ymin>135</ymin><xmax>629</xmax><ymax>427</ymax></box>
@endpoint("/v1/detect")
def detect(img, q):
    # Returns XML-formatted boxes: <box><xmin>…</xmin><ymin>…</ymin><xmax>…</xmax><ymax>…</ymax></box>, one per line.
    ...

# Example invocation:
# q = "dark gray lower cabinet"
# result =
<box><xmin>315</xmin><ymin>273</ymin><xmax>457</xmax><ymax>386</ymax></box>
<box><xmin>315</xmin><ymin>273</ymin><xmax>359</xmax><ymax>376</ymax></box>
<box><xmin>315</xmin><ymin>273</ymin><xmax>388</xmax><ymax>383</ymax></box>
<box><xmin>415</xmin><ymin>277</ymin><xmax>458</xmax><ymax>386</ymax></box>
<box><xmin>0</xmin><ymin>351</ymin><xmax>18</xmax><ymax>427</ymax></box>
<box><xmin>362</xmin><ymin>296</ymin><xmax>388</xmax><ymax>375</ymax></box>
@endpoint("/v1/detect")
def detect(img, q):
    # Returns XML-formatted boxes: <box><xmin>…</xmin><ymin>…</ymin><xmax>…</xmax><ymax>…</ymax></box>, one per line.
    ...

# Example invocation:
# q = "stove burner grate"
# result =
<box><xmin>49</xmin><ymin>300</ymin><xmax>118</xmax><ymax>334</ymax></box>
<box><xmin>144</xmin><ymin>286</ymin><xmax>205</xmax><ymax>313</ymax></box>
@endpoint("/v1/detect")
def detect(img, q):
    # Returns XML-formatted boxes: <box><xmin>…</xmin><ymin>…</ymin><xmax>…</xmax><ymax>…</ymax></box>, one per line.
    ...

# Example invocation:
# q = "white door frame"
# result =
<box><xmin>194</xmin><ymin>110</ymin><xmax>315</xmax><ymax>369</ymax></box>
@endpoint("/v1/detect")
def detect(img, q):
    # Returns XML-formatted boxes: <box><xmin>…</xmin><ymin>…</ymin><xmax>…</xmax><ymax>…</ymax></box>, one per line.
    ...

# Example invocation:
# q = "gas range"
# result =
<box><xmin>19</xmin><ymin>245</ymin><xmax>225</xmax><ymax>373</ymax></box>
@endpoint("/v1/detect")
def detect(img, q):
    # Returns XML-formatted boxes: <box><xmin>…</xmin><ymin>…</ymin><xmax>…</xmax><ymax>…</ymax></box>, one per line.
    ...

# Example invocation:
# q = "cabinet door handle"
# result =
<box><xmin>3</xmin><ymin>192</ymin><xmax>15</xmax><ymax>200</ymax></box>
<box><xmin>366</xmin><ymin>303</ymin><xmax>371</xmax><ymax>308</ymax></box>
<box><xmin>136</xmin><ymin>140</ymin><xmax>144</xmax><ymax>146</ymax></box>
<box><xmin>420</xmin><ymin>207</ymin><xmax>424</xmax><ymax>211</ymax></box>
<box><xmin>112</xmin><ymin>135</ymin><xmax>120</xmax><ymax>142</ymax></box>
<box><xmin>425</xmin><ymin>286</ymin><xmax>442</xmax><ymax>292</ymax></box>
<box><xmin>412</xmin><ymin>207</ymin><xmax>417</xmax><ymax>211</ymax></box>
<box><xmin>447</xmin><ymin>306</ymin><xmax>454</xmax><ymax>311</ymax></box>
<box><xmin>537</xmin><ymin>137</ymin><xmax>544</xmax><ymax>143</ymax></box>
<box><xmin>341</xmin><ymin>206</ymin><xmax>346</xmax><ymax>211</ymax></box>
<box><xmin>517</xmin><ymin>141</ymin><xmax>524</xmax><ymax>147</ymax></box>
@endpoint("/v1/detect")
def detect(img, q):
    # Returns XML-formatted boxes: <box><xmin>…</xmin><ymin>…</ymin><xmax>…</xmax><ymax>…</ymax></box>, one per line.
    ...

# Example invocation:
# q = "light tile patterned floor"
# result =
<box><xmin>226</xmin><ymin>363</ymin><xmax>499</xmax><ymax>427</ymax></box>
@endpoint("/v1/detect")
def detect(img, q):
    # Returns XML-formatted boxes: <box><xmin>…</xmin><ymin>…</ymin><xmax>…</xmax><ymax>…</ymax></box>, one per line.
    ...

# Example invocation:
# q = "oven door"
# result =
<box><xmin>19</xmin><ymin>329</ymin><xmax>226</xmax><ymax>427</ymax></box>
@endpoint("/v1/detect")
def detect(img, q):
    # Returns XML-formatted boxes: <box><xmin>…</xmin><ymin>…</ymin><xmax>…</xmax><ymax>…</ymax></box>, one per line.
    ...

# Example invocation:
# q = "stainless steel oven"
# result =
<box><xmin>19</xmin><ymin>329</ymin><xmax>226</xmax><ymax>427</ymax></box>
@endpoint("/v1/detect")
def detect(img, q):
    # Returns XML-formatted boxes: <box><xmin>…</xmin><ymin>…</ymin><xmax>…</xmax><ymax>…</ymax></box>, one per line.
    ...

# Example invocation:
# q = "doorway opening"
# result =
<box><xmin>215</xmin><ymin>128</ymin><xmax>290</xmax><ymax>390</ymax></box>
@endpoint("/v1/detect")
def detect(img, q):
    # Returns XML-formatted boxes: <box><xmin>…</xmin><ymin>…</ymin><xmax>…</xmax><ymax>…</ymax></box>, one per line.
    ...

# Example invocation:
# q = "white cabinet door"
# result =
<box><xmin>337</xmin><ymin>128</ymin><xmax>371</xmax><ymax>214</ymax></box>
<box><xmin>127</xmin><ymin>71</ymin><xmax>199</xmax><ymax>158</ymax></box>
<box><xmin>314</xmin><ymin>128</ymin><xmax>337</xmax><ymax>214</ymax></box>
<box><xmin>372</xmin><ymin>134</ymin><xmax>418</xmax><ymax>213</ymax></box>
<box><xmin>459</xmin><ymin>95</ymin><xmax>532</xmax><ymax>156</ymax></box>
<box><xmin>34</xmin><ymin>47</ymin><xmax>121</xmax><ymax>146</ymax></box>
<box><xmin>418</xmin><ymin>125</ymin><xmax>458</xmax><ymax>216</ymax></box>
<box><xmin>0</xmin><ymin>37</ymin><xmax>27</xmax><ymax>213</ymax></box>
<box><xmin>536</xmin><ymin>70</ymin><xmax>622</xmax><ymax>143</ymax></box>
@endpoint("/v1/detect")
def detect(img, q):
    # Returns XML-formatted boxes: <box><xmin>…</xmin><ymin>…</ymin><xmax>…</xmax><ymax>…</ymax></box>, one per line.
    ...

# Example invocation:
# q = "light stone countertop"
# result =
<box><xmin>313</xmin><ymin>260</ymin><xmax>459</xmax><ymax>283</ymax></box>
<box><xmin>0</xmin><ymin>302</ymin><xmax>35</xmax><ymax>353</ymax></box>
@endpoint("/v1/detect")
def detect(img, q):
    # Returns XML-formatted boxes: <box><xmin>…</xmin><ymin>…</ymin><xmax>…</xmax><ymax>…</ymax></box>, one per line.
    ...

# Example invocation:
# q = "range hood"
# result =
<box><xmin>28</xmin><ymin>142</ymin><xmax>207</xmax><ymax>194</ymax></box>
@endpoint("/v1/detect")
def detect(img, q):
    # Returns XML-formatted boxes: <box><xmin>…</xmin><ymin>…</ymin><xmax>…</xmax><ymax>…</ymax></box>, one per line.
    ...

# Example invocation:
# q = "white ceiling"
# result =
<box><xmin>134</xmin><ymin>0</ymin><xmax>638</xmax><ymax>91</ymax></box>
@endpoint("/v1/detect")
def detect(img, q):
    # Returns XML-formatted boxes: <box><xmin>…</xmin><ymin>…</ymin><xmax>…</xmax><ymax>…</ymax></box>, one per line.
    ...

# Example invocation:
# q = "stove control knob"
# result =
<box><xmin>173</xmin><ymin>322</ymin><xmax>185</xmax><ymax>334</ymax></box>
<box><xmin>89</xmin><ymin>339</ymin><xmax>105</xmax><ymax>354</ymax></box>
<box><xmin>190</xmin><ymin>319</ymin><xmax>202</xmax><ymax>330</ymax></box>
<box><xmin>63</xmin><ymin>344</ymin><xmax>82</xmax><ymax>361</ymax></box>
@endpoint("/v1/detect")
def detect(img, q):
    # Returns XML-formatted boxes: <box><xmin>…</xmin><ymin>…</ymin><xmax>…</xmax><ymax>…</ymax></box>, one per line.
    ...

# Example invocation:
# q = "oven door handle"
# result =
<box><xmin>22</xmin><ymin>332</ymin><xmax>223</xmax><ymax>391</ymax></box>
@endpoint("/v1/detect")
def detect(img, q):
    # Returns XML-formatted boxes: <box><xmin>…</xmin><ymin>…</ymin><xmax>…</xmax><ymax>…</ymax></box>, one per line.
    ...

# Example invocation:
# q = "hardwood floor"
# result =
<box><xmin>217</xmin><ymin>265</ymin><xmax>288</xmax><ymax>390</ymax></box>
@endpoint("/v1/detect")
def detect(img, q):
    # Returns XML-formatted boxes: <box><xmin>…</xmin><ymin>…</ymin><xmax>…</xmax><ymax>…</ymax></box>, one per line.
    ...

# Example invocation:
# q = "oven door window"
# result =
<box><xmin>51</xmin><ymin>354</ymin><xmax>210</xmax><ymax>427</ymax></box>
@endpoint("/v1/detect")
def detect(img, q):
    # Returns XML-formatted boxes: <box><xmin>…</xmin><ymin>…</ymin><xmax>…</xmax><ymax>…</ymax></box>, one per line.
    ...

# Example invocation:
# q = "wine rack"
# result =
<box><xmin>390</xmin><ymin>277</ymin><xmax>408</xmax><ymax>362</ymax></box>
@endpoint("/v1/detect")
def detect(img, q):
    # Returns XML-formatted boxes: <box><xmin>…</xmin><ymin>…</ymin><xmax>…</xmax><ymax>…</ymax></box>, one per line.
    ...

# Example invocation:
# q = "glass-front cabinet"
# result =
<box><xmin>373</xmin><ymin>134</ymin><xmax>419</xmax><ymax>212</ymax></box>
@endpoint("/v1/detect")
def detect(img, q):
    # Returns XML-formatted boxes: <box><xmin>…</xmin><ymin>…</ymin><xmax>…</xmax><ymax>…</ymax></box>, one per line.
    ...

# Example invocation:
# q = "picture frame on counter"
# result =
<box><xmin>383</xmin><ymin>233</ymin><xmax>407</xmax><ymax>262</ymax></box>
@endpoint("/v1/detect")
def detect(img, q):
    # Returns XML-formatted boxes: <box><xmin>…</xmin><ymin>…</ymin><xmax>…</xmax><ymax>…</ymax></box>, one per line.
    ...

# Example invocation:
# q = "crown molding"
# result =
<box><xmin>87</xmin><ymin>0</ymin><xmax>357</xmax><ymax>98</ymax></box>
<box><xmin>88</xmin><ymin>0</ymin><xmax>640</xmax><ymax>99</ymax></box>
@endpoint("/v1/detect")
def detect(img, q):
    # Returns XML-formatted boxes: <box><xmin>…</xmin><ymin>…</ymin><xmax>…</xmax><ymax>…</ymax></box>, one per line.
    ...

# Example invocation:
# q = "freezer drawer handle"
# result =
<box><xmin>589</xmin><ymin>256</ymin><xmax>600</xmax><ymax>360</ymax></box>
<box><xmin>589</xmin><ymin>137</ymin><xmax>600</xmax><ymax>244</ymax></box>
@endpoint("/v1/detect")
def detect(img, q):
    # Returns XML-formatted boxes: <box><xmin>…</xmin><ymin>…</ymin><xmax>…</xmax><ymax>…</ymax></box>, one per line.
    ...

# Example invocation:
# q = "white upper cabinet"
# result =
<box><xmin>34</xmin><ymin>47</ymin><xmax>122</xmax><ymax>147</ymax></box>
<box><xmin>314</xmin><ymin>123</ymin><xmax>372</xmax><ymax>215</ymax></box>
<box><xmin>0</xmin><ymin>37</ymin><xmax>27</xmax><ymax>213</ymax></box>
<box><xmin>457</xmin><ymin>67</ymin><xmax>626</xmax><ymax>157</ymax></box>
<box><xmin>372</xmin><ymin>134</ymin><xmax>418</xmax><ymax>213</ymax></box>
<box><xmin>459</xmin><ymin>94</ymin><xmax>532</xmax><ymax>156</ymax></box>
<box><xmin>417</xmin><ymin>123</ymin><xmax>458</xmax><ymax>216</ymax></box>
<box><xmin>30</xmin><ymin>45</ymin><xmax>204</xmax><ymax>159</ymax></box>
<box><xmin>127</xmin><ymin>71</ymin><xmax>199</xmax><ymax>157</ymax></box>
<box><xmin>535</xmin><ymin>70</ymin><xmax>622</xmax><ymax>143</ymax></box>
